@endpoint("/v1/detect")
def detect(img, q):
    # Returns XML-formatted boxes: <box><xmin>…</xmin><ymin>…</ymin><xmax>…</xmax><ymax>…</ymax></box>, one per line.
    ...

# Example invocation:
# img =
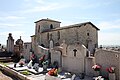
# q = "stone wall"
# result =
<box><xmin>62</xmin><ymin>43</ymin><xmax>86</xmax><ymax>73</ymax></box>
<box><xmin>85</xmin><ymin>57</ymin><xmax>95</xmax><ymax>77</ymax></box>
<box><xmin>95</xmin><ymin>49</ymin><xmax>120</xmax><ymax>80</ymax></box>
<box><xmin>23</xmin><ymin>42</ymin><xmax>32</xmax><ymax>61</ymax></box>
<box><xmin>40</xmin><ymin>33</ymin><xmax>49</xmax><ymax>47</ymax></box>
<box><xmin>77</xmin><ymin>24</ymin><xmax>98</xmax><ymax>48</ymax></box>
<box><xmin>50</xmin><ymin>42</ymin><xmax>86</xmax><ymax>73</ymax></box>
<box><xmin>35</xmin><ymin>20</ymin><xmax>60</xmax><ymax>48</ymax></box>
<box><xmin>39</xmin><ymin>23</ymin><xmax>98</xmax><ymax>49</ymax></box>
<box><xmin>35</xmin><ymin>20</ymin><xmax>60</xmax><ymax>34</ymax></box>
<box><xmin>51</xmin><ymin>50</ymin><xmax>61</xmax><ymax>67</ymax></box>
<box><xmin>31</xmin><ymin>35</ymin><xmax>35</xmax><ymax>52</ymax></box>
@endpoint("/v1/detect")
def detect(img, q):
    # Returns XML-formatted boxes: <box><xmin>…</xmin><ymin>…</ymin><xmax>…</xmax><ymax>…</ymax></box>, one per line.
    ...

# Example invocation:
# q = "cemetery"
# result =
<box><xmin>0</xmin><ymin>52</ymin><xmax>106</xmax><ymax>80</ymax></box>
<box><xmin>0</xmin><ymin>19</ymin><xmax>119</xmax><ymax>80</ymax></box>
<box><xmin>0</xmin><ymin>52</ymin><xmax>89</xmax><ymax>80</ymax></box>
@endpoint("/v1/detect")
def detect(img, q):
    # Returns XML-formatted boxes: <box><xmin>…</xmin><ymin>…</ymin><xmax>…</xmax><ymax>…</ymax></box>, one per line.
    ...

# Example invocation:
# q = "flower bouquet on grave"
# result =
<box><xmin>48</xmin><ymin>68</ymin><xmax>58</xmax><ymax>76</ymax></box>
<box><xmin>92</xmin><ymin>64</ymin><xmax>101</xmax><ymax>76</ymax></box>
<box><xmin>106</xmin><ymin>67</ymin><xmax>115</xmax><ymax>73</ymax></box>
<box><xmin>39</xmin><ymin>55</ymin><xmax>45</xmax><ymax>61</ymax></box>
<box><xmin>92</xmin><ymin>64</ymin><xmax>101</xmax><ymax>71</ymax></box>
<box><xmin>39</xmin><ymin>55</ymin><xmax>46</xmax><ymax>66</ymax></box>
<box><xmin>107</xmin><ymin>67</ymin><xmax>116</xmax><ymax>80</ymax></box>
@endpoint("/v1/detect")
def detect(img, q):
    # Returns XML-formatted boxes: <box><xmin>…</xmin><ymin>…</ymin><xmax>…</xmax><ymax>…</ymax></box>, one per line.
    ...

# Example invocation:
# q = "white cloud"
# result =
<box><xmin>72</xmin><ymin>0</ymin><xmax>112</xmax><ymax>9</ymax></box>
<box><xmin>0</xmin><ymin>16</ymin><xmax>25</xmax><ymax>21</ymax></box>
<box><xmin>5</xmin><ymin>16</ymin><xmax>25</xmax><ymax>20</ymax></box>
<box><xmin>34</xmin><ymin>0</ymin><xmax>45</xmax><ymax>4</ymax></box>
<box><xmin>0</xmin><ymin>23</ymin><xmax>24</xmax><ymax>29</ymax></box>
<box><xmin>0</xmin><ymin>31</ymin><xmax>25</xmax><ymax>36</ymax></box>
<box><xmin>0</xmin><ymin>15</ymin><xmax>28</xmax><ymax>29</ymax></box>
<box><xmin>98</xmin><ymin>32</ymin><xmax>120</xmax><ymax>45</ymax></box>
<box><xmin>24</xmin><ymin>4</ymin><xmax>69</xmax><ymax>13</ymax></box>
<box><xmin>0</xmin><ymin>31</ymin><xmax>31</xmax><ymax>45</ymax></box>
<box><xmin>97</xmin><ymin>20</ymin><xmax>120</xmax><ymax>30</ymax></box>
<box><xmin>61</xmin><ymin>20</ymin><xmax>80</xmax><ymax>27</ymax></box>
<box><xmin>97</xmin><ymin>20</ymin><xmax>120</xmax><ymax>45</ymax></box>
<box><xmin>21</xmin><ymin>0</ymin><xmax>70</xmax><ymax>13</ymax></box>
<box><xmin>0</xmin><ymin>23</ymin><xmax>23</xmax><ymax>27</ymax></box>
<box><xmin>0</xmin><ymin>31</ymin><xmax>23</xmax><ymax>44</ymax></box>
<box><xmin>24</xmin><ymin>0</ymin><xmax>44</xmax><ymax>3</ymax></box>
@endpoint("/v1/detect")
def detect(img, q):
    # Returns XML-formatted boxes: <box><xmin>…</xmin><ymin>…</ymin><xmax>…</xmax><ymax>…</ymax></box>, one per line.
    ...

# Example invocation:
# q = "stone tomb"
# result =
<box><xmin>7</xmin><ymin>63</ymin><xmax>51</xmax><ymax>75</ymax></box>
<box><xmin>7</xmin><ymin>63</ymin><xmax>28</xmax><ymax>71</ymax></box>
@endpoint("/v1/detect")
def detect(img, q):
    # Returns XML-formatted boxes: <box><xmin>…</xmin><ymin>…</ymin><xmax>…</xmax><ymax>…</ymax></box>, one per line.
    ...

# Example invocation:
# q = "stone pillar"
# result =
<box><xmin>85</xmin><ymin>57</ymin><xmax>95</xmax><ymax>76</ymax></box>
<box><xmin>7</xmin><ymin>33</ymin><xmax>14</xmax><ymax>53</ymax></box>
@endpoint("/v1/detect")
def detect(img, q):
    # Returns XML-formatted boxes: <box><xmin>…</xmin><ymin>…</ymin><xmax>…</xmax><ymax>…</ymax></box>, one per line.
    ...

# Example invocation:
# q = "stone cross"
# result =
<box><xmin>73</xmin><ymin>49</ymin><xmax>77</xmax><ymax>57</ymax></box>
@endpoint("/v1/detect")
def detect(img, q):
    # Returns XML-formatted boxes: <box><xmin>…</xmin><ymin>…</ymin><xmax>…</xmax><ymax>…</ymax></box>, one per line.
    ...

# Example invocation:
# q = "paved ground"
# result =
<box><xmin>0</xmin><ymin>68</ymin><xmax>93</xmax><ymax>80</ymax></box>
<box><xmin>27</xmin><ymin>74</ymin><xmax>46</xmax><ymax>80</ymax></box>
<box><xmin>26</xmin><ymin>74</ymin><xmax>93</xmax><ymax>80</ymax></box>
<box><xmin>2</xmin><ymin>63</ymin><xmax>94</xmax><ymax>80</ymax></box>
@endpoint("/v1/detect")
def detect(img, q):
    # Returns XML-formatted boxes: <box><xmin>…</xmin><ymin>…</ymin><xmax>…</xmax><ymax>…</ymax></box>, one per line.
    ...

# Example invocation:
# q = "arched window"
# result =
<box><xmin>87</xmin><ymin>33</ymin><xmax>89</xmax><ymax>36</ymax></box>
<box><xmin>50</xmin><ymin>34</ymin><xmax>52</xmax><ymax>39</ymax></box>
<box><xmin>25</xmin><ymin>45</ymin><xmax>27</xmax><ymax>49</ymax></box>
<box><xmin>87</xmin><ymin>30</ymin><xmax>90</xmax><ymax>36</ymax></box>
<box><xmin>57</xmin><ymin>31</ymin><xmax>60</xmax><ymax>40</ymax></box>
<box><xmin>47</xmin><ymin>33</ymin><xmax>49</xmax><ymax>40</ymax></box>
<box><xmin>38</xmin><ymin>25</ymin><xmax>40</xmax><ymax>33</ymax></box>
<box><xmin>50</xmin><ymin>24</ymin><xmax>53</xmax><ymax>29</ymax></box>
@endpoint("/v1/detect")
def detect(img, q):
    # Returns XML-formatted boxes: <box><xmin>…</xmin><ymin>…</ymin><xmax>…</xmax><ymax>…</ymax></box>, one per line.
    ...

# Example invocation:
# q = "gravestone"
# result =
<box><xmin>33</xmin><ymin>63</ymin><xmax>39</xmax><ymax>72</ymax></box>
<box><xmin>27</xmin><ymin>60</ymin><xmax>33</xmax><ymax>69</ymax></box>
<box><xmin>71</xmin><ymin>74</ymin><xmax>76</xmax><ymax>80</ymax></box>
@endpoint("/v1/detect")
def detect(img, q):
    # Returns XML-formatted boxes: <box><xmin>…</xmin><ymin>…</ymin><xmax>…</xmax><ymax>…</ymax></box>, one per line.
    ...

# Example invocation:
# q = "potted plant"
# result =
<box><xmin>106</xmin><ymin>67</ymin><xmax>116</xmax><ymax>80</ymax></box>
<box><xmin>92</xmin><ymin>64</ymin><xmax>101</xmax><ymax>76</ymax></box>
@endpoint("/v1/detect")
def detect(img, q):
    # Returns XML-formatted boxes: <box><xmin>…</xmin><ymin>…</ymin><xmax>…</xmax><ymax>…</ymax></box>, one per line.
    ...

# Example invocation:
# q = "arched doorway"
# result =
<box><xmin>50</xmin><ymin>24</ymin><xmax>53</xmax><ymax>29</ymax></box>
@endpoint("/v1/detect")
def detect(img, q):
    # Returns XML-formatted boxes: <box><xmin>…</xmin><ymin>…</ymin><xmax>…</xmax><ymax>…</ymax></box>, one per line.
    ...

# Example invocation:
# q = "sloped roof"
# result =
<box><xmin>34</xmin><ymin>18</ymin><xmax>61</xmax><ymax>23</ymax></box>
<box><xmin>56</xmin><ymin>22</ymin><xmax>99</xmax><ymax>30</ymax></box>
<box><xmin>42</xmin><ymin>22</ymin><xmax>100</xmax><ymax>33</ymax></box>
<box><xmin>30</xmin><ymin>35</ymin><xmax>35</xmax><ymax>37</ymax></box>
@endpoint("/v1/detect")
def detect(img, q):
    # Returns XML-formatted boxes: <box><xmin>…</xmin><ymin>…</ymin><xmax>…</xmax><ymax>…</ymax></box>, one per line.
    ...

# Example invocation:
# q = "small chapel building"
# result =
<box><xmin>31</xmin><ymin>18</ymin><xmax>100</xmax><ymax>74</ymax></box>
<box><xmin>33</xmin><ymin>18</ymin><xmax>99</xmax><ymax>54</ymax></box>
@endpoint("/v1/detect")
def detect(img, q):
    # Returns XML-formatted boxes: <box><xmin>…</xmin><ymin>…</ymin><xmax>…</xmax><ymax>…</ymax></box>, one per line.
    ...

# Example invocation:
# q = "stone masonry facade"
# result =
<box><xmin>34</xmin><ymin>18</ymin><xmax>99</xmax><ymax>54</ymax></box>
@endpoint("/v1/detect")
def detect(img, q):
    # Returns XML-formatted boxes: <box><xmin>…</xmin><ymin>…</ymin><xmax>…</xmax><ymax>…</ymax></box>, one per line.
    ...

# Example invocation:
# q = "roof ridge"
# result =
<box><xmin>34</xmin><ymin>18</ymin><xmax>61</xmax><ymax>23</ymax></box>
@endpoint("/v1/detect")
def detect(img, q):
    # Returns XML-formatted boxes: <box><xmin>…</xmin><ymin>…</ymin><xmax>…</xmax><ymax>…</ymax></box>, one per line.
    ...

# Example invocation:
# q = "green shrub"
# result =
<box><xmin>20</xmin><ymin>70</ymin><xmax>31</xmax><ymax>75</ymax></box>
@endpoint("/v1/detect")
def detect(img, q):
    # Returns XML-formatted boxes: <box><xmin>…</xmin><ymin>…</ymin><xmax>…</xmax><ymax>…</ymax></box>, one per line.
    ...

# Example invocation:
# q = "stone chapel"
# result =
<box><xmin>33</xmin><ymin>18</ymin><xmax>99</xmax><ymax>55</ymax></box>
<box><xmin>31</xmin><ymin>18</ymin><xmax>100</xmax><ymax>74</ymax></box>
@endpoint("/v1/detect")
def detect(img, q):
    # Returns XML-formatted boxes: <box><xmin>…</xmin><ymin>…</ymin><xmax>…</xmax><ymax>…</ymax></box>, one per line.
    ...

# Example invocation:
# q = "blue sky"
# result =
<box><xmin>0</xmin><ymin>0</ymin><xmax>120</xmax><ymax>46</ymax></box>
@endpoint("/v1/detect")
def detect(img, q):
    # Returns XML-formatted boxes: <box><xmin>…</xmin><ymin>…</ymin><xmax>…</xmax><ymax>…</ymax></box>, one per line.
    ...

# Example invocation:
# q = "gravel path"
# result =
<box><xmin>0</xmin><ymin>71</ymin><xmax>13</xmax><ymax>80</ymax></box>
